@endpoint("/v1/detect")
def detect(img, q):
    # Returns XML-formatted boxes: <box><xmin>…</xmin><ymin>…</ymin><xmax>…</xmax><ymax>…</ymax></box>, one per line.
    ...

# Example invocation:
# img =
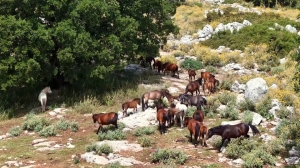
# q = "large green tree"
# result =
<box><xmin>0</xmin><ymin>0</ymin><xmax>180</xmax><ymax>91</ymax></box>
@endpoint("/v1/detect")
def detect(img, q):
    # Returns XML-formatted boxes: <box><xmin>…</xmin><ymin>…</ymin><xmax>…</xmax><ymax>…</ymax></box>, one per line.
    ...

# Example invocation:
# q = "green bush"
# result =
<box><xmin>243</xmin><ymin>110</ymin><xmax>254</xmax><ymax>124</ymax></box>
<box><xmin>104</xmin><ymin>162</ymin><xmax>125</xmax><ymax>168</ymax></box>
<box><xmin>242</xmin><ymin>149</ymin><xmax>276</xmax><ymax>167</ymax></box>
<box><xmin>96</xmin><ymin>143</ymin><xmax>113</xmax><ymax>155</ymax></box>
<box><xmin>219</xmin><ymin>78</ymin><xmax>234</xmax><ymax>91</ymax></box>
<box><xmin>55</xmin><ymin>120</ymin><xmax>70</xmax><ymax>131</ymax></box>
<box><xmin>151</xmin><ymin>148</ymin><xmax>187</xmax><ymax>165</ymax></box>
<box><xmin>9</xmin><ymin>126</ymin><xmax>22</xmax><ymax>137</ymax></box>
<box><xmin>220</xmin><ymin>103</ymin><xmax>239</xmax><ymax>120</ymax></box>
<box><xmin>267</xmin><ymin>139</ymin><xmax>284</xmax><ymax>156</ymax></box>
<box><xmin>205</xmin><ymin>66</ymin><xmax>218</xmax><ymax>74</ymax></box>
<box><xmin>137</xmin><ymin>137</ymin><xmax>152</xmax><ymax>147</ymax></box>
<box><xmin>86</xmin><ymin>144</ymin><xmax>96</xmax><ymax>152</ymax></box>
<box><xmin>187</xmin><ymin>106</ymin><xmax>197</xmax><ymax>117</ymax></box>
<box><xmin>257</xmin><ymin>64</ymin><xmax>271</xmax><ymax>72</ymax></box>
<box><xmin>70</xmin><ymin>122</ymin><xmax>79</xmax><ymax>132</ymax></box>
<box><xmin>172</xmin><ymin>50</ymin><xmax>185</xmax><ymax>57</ymax></box>
<box><xmin>270</xmin><ymin>66</ymin><xmax>284</xmax><ymax>75</ymax></box>
<box><xmin>98</xmin><ymin>129</ymin><xmax>126</xmax><ymax>141</ymax></box>
<box><xmin>212</xmin><ymin>137</ymin><xmax>222</xmax><ymax>149</ymax></box>
<box><xmin>238</xmin><ymin>99</ymin><xmax>256</xmax><ymax>112</ymax></box>
<box><xmin>276</xmin><ymin>107</ymin><xmax>291</xmax><ymax>119</ymax></box>
<box><xmin>180</xmin><ymin>58</ymin><xmax>203</xmax><ymax>70</ymax></box>
<box><xmin>22</xmin><ymin>114</ymin><xmax>50</xmax><ymax>132</ymax></box>
<box><xmin>39</xmin><ymin>125</ymin><xmax>57</xmax><ymax>137</ymax></box>
<box><xmin>256</xmin><ymin>96</ymin><xmax>273</xmax><ymax>119</ymax></box>
<box><xmin>133</xmin><ymin>126</ymin><xmax>156</xmax><ymax>136</ymax></box>
<box><xmin>218</xmin><ymin>93</ymin><xmax>236</xmax><ymax>105</ymax></box>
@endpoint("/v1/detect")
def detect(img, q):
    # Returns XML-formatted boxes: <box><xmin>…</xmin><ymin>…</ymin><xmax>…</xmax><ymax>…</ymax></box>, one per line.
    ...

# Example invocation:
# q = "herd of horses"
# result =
<box><xmin>92</xmin><ymin>56</ymin><xmax>261</xmax><ymax>151</ymax></box>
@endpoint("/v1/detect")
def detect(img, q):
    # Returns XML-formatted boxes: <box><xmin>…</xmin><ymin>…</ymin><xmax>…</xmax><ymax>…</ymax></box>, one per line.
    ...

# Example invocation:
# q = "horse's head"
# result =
<box><xmin>92</xmin><ymin>114</ymin><xmax>97</xmax><ymax>123</ymax></box>
<box><xmin>196</xmin><ymin>78</ymin><xmax>203</xmax><ymax>85</ymax></box>
<box><xmin>184</xmin><ymin>117</ymin><xmax>192</xmax><ymax>127</ymax></box>
<box><xmin>47</xmin><ymin>87</ymin><xmax>52</xmax><ymax>94</ymax></box>
<box><xmin>206</xmin><ymin>129</ymin><xmax>214</xmax><ymax>140</ymax></box>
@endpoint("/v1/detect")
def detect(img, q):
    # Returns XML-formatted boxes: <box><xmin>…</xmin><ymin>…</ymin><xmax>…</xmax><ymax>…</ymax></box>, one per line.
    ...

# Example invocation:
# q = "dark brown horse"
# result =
<box><xmin>184</xmin><ymin>117</ymin><xmax>203</xmax><ymax>147</ymax></box>
<box><xmin>203</xmin><ymin>81</ymin><xmax>215</xmax><ymax>96</ymax></box>
<box><xmin>179</xmin><ymin>94</ymin><xmax>207</xmax><ymax>110</ymax></box>
<box><xmin>155</xmin><ymin>100</ymin><xmax>169</xmax><ymax>135</ymax></box>
<box><xmin>193</xmin><ymin>110</ymin><xmax>205</xmax><ymax>123</ymax></box>
<box><xmin>122</xmin><ymin>98</ymin><xmax>141</xmax><ymax>117</ymax></box>
<box><xmin>206</xmin><ymin>123</ymin><xmax>261</xmax><ymax>152</ymax></box>
<box><xmin>185</xmin><ymin>78</ymin><xmax>202</xmax><ymax>96</ymax></box>
<box><xmin>154</xmin><ymin>60</ymin><xmax>163</xmax><ymax>74</ymax></box>
<box><xmin>188</xmin><ymin>69</ymin><xmax>196</xmax><ymax>81</ymax></box>
<box><xmin>92</xmin><ymin>112</ymin><xmax>118</xmax><ymax>134</ymax></box>
<box><xmin>141</xmin><ymin>89</ymin><xmax>168</xmax><ymax>111</ymax></box>
<box><xmin>162</xmin><ymin>62</ymin><xmax>179</xmax><ymax>78</ymax></box>
<box><xmin>139</xmin><ymin>56</ymin><xmax>155</xmax><ymax>69</ymax></box>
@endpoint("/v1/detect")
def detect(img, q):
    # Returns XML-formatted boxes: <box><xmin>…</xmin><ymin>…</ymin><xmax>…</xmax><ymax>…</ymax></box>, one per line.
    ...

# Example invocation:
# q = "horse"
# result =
<box><xmin>201</xmin><ymin>72</ymin><xmax>215</xmax><ymax>83</ymax></box>
<box><xmin>139</xmin><ymin>56</ymin><xmax>155</xmax><ymax>69</ymax></box>
<box><xmin>122</xmin><ymin>98</ymin><xmax>141</xmax><ymax>117</ymax></box>
<box><xmin>206</xmin><ymin>123</ymin><xmax>261</xmax><ymax>152</ymax></box>
<box><xmin>179</xmin><ymin>94</ymin><xmax>207</xmax><ymax>110</ymax></box>
<box><xmin>184</xmin><ymin>117</ymin><xmax>202</xmax><ymax>147</ymax></box>
<box><xmin>188</xmin><ymin>69</ymin><xmax>196</xmax><ymax>81</ymax></box>
<box><xmin>162</xmin><ymin>62</ymin><xmax>179</xmax><ymax>78</ymax></box>
<box><xmin>155</xmin><ymin>100</ymin><xmax>169</xmax><ymax>135</ymax></box>
<box><xmin>173</xmin><ymin>100</ymin><xmax>187</xmax><ymax>127</ymax></box>
<box><xmin>193</xmin><ymin>110</ymin><xmax>205</xmax><ymax>123</ymax></box>
<box><xmin>154</xmin><ymin>60</ymin><xmax>163</xmax><ymax>74</ymax></box>
<box><xmin>208</xmin><ymin>77</ymin><xmax>220</xmax><ymax>90</ymax></box>
<box><xmin>92</xmin><ymin>112</ymin><xmax>118</xmax><ymax>134</ymax></box>
<box><xmin>38</xmin><ymin>86</ymin><xmax>52</xmax><ymax>112</ymax></box>
<box><xmin>203</xmin><ymin>81</ymin><xmax>215</xmax><ymax>96</ymax></box>
<box><xmin>167</xmin><ymin>103</ymin><xmax>178</xmax><ymax>126</ymax></box>
<box><xmin>141</xmin><ymin>89</ymin><xmax>168</xmax><ymax>111</ymax></box>
<box><xmin>185</xmin><ymin>78</ymin><xmax>202</xmax><ymax>96</ymax></box>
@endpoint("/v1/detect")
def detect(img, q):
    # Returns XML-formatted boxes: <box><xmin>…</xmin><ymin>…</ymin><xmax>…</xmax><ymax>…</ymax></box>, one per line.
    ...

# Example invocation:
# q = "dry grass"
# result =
<box><xmin>257</xmin><ymin>7</ymin><xmax>300</xmax><ymax>21</ymax></box>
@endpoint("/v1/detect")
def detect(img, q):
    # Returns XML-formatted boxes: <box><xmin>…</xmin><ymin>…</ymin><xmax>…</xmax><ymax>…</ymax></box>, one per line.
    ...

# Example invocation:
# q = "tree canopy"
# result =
<box><xmin>0</xmin><ymin>0</ymin><xmax>181</xmax><ymax>91</ymax></box>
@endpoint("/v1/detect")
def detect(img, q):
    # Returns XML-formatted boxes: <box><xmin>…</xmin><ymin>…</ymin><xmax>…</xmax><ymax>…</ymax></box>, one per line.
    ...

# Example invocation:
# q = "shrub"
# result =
<box><xmin>271</xmin><ymin>66</ymin><xmax>285</xmax><ymax>75</ymax></box>
<box><xmin>219</xmin><ymin>75</ymin><xmax>235</xmax><ymax>90</ymax></box>
<box><xmin>212</xmin><ymin>137</ymin><xmax>222</xmax><ymax>149</ymax></box>
<box><xmin>133</xmin><ymin>126</ymin><xmax>156</xmax><ymax>136</ymax></box>
<box><xmin>73</xmin><ymin>96</ymin><xmax>99</xmax><ymax>114</ymax></box>
<box><xmin>98</xmin><ymin>129</ymin><xmax>126</xmax><ymax>141</ymax></box>
<box><xmin>22</xmin><ymin>114</ymin><xmax>50</xmax><ymax>132</ymax></box>
<box><xmin>172</xmin><ymin>50</ymin><xmax>185</xmax><ymax>57</ymax></box>
<box><xmin>238</xmin><ymin>99</ymin><xmax>255</xmax><ymax>111</ymax></box>
<box><xmin>220</xmin><ymin>103</ymin><xmax>239</xmax><ymax>120</ymax></box>
<box><xmin>96</xmin><ymin>143</ymin><xmax>113</xmax><ymax>155</ymax></box>
<box><xmin>243</xmin><ymin>110</ymin><xmax>254</xmax><ymax>124</ymax></box>
<box><xmin>180</xmin><ymin>58</ymin><xmax>203</xmax><ymax>70</ymax></box>
<box><xmin>187</xmin><ymin>106</ymin><xmax>197</xmax><ymax>117</ymax></box>
<box><xmin>205</xmin><ymin>66</ymin><xmax>217</xmax><ymax>74</ymax></box>
<box><xmin>104</xmin><ymin>162</ymin><xmax>125</xmax><ymax>168</ymax></box>
<box><xmin>217</xmin><ymin>92</ymin><xmax>236</xmax><ymax>105</ymax></box>
<box><xmin>137</xmin><ymin>137</ymin><xmax>152</xmax><ymax>147</ymax></box>
<box><xmin>9</xmin><ymin>126</ymin><xmax>22</xmax><ymax>137</ymax></box>
<box><xmin>151</xmin><ymin>148</ymin><xmax>187</xmax><ymax>165</ymax></box>
<box><xmin>158</xmin><ymin>55</ymin><xmax>177</xmax><ymax>64</ymax></box>
<box><xmin>39</xmin><ymin>125</ymin><xmax>57</xmax><ymax>137</ymax></box>
<box><xmin>201</xmin><ymin>52</ymin><xmax>221</xmax><ymax>66</ymax></box>
<box><xmin>179</xmin><ymin>44</ymin><xmax>192</xmax><ymax>54</ymax></box>
<box><xmin>55</xmin><ymin>120</ymin><xmax>70</xmax><ymax>131</ymax></box>
<box><xmin>276</xmin><ymin>107</ymin><xmax>291</xmax><ymax>119</ymax></box>
<box><xmin>267</xmin><ymin>139</ymin><xmax>284</xmax><ymax>156</ymax></box>
<box><xmin>242</xmin><ymin>149</ymin><xmax>276</xmax><ymax>167</ymax></box>
<box><xmin>219</xmin><ymin>51</ymin><xmax>242</xmax><ymax>65</ymax></box>
<box><xmin>255</xmin><ymin>96</ymin><xmax>273</xmax><ymax>119</ymax></box>
<box><xmin>85</xmin><ymin>144</ymin><xmax>96</xmax><ymax>152</ymax></box>
<box><xmin>70</xmin><ymin>122</ymin><xmax>79</xmax><ymax>132</ymax></box>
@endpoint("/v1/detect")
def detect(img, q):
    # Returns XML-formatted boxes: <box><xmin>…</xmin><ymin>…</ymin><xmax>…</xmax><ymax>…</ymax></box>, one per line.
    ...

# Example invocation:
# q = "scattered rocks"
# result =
<box><xmin>244</xmin><ymin>78</ymin><xmax>269</xmax><ymax>103</ymax></box>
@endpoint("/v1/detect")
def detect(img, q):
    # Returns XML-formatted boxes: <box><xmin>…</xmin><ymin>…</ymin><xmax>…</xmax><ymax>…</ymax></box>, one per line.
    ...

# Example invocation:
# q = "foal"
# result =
<box><xmin>122</xmin><ymin>98</ymin><xmax>141</xmax><ymax>117</ymax></box>
<box><xmin>188</xmin><ymin>69</ymin><xmax>196</xmax><ymax>81</ymax></box>
<box><xmin>38</xmin><ymin>86</ymin><xmax>52</xmax><ymax>112</ymax></box>
<box><xmin>155</xmin><ymin>101</ymin><xmax>169</xmax><ymax>135</ymax></box>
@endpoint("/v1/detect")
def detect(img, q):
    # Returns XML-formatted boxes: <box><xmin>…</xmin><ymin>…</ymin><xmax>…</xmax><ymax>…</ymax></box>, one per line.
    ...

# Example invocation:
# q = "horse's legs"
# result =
<box><xmin>190</xmin><ymin>132</ymin><xmax>192</xmax><ymax>142</ymax></box>
<box><xmin>219</xmin><ymin>138</ymin><xmax>226</xmax><ymax>152</ymax></box>
<box><xmin>194</xmin><ymin>133</ymin><xmax>198</xmax><ymax>147</ymax></box>
<box><xmin>96</xmin><ymin>125</ymin><xmax>103</xmax><ymax>134</ymax></box>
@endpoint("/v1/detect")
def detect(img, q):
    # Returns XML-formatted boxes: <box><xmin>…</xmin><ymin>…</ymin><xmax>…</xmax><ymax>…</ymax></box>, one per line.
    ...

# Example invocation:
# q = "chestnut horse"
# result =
<box><xmin>155</xmin><ymin>100</ymin><xmax>169</xmax><ymax>135</ymax></box>
<box><xmin>203</xmin><ymin>81</ymin><xmax>215</xmax><ymax>96</ymax></box>
<box><xmin>201</xmin><ymin>72</ymin><xmax>215</xmax><ymax>83</ymax></box>
<box><xmin>139</xmin><ymin>56</ymin><xmax>155</xmax><ymax>69</ymax></box>
<box><xmin>206</xmin><ymin>123</ymin><xmax>261</xmax><ymax>152</ymax></box>
<box><xmin>92</xmin><ymin>112</ymin><xmax>118</xmax><ymax>134</ymax></box>
<box><xmin>193</xmin><ymin>109</ymin><xmax>205</xmax><ymax>123</ymax></box>
<box><xmin>122</xmin><ymin>98</ymin><xmax>141</xmax><ymax>117</ymax></box>
<box><xmin>184</xmin><ymin>117</ymin><xmax>202</xmax><ymax>147</ymax></box>
<box><xmin>162</xmin><ymin>62</ymin><xmax>179</xmax><ymax>78</ymax></box>
<box><xmin>141</xmin><ymin>89</ymin><xmax>168</xmax><ymax>111</ymax></box>
<box><xmin>154</xmin><ymin>60</ymin><xmax>163</xmax><ymax>74</ymax></box>
<box><xmin>185</xmin><ymin>78</ymin><xmax>202</xmax><ymax>96</ymax></box>
<box><xmin>188</xmin><ymin>69</ymin><xmax>196</xmax><ymax>81</ymax></box>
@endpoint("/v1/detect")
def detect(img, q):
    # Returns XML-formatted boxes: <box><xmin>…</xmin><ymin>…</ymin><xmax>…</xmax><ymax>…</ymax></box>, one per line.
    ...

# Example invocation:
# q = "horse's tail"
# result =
<box><xmin>163</xmin><ymin>112</ymin><xmax>168</xmax><ymax>121</ymax></box>
<box><xmin>195</xmin><ymin>122</ymin><xmax>200</xmax><ymax>139</ymax></box>
<box><xmin>141</xmin><ymin>94</ymin><xmax>145</xmax><ymax>111</ymax></box>
<box><xmin>248</xmin><ymin>123</ymin><xmax>260</xmax><ymax>136</ymax></box>
<box><xmin>122</xmin><ymin>103</ymin><xmax>125</xmax><ymax>111</ymax></box>
<box><xmin>110</xmin><ymin>113</ymin><xmax>118</xmax><ymax>123</ymax></box>
<box><xmin>195</xmin><ymin>113</ymin><xmax>200</xmax><ymax>121</ymax></box>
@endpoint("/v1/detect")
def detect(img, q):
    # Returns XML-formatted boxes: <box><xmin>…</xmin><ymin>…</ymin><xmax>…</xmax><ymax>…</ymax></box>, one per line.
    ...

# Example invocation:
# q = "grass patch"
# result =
<box><xmin>133</xmin><ymin>126</ymin><xmax>156</xmax><ymax>136</ymax></box>
<box><xmin>151</xmin><ymin>148</ymin><xmax>188</xmax><ymax>165</ymax></box>
<box><xmin>9</xmin><ymin>126</ymin><xmax>22</xmax><ymax>137</ymax></box>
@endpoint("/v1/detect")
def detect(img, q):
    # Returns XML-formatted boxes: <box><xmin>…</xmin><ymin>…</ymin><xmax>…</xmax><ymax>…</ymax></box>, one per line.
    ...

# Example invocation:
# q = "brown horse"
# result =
<box><xmin>155</xmin><ymin>100</ymin><xmax>169</xmax><ymax>135</ymax></box>
<box><xmin>92</xmin><ymin>112</ymin><xmax>118</xmax><ymax>134</ymax></box>
<box><xmin>185</xmin><ymin>78</ymin><xmax>202</xmax><ymax>96</ymax></box>
<box><xmin>206</xmin><ymin>123</ymin><xmax>261</xmax><ymax>152</ymax></box>
<box><xmin>188</xmin><ymin>69</ymin><xmax>196</xmax><ymax>81</ymax></box>
<box><xmin>164</xmin><ymin>91</ymin><xmax>174</xmax><ymax>104</ymax></box>
<box><xmin>203</xmin><ymin>81</ymin><xmax>215</xmax><ymax>96</ymax></box>
<box><xmin>167</xmin><ymin>103</ymin><xmax>178</xmax><ymax>126</ymax></box>
<box><xmin>162</xmin><ymin>62</ymin><xmax>179</xmax><ymax>78</ymax></box>
<box><xmin>184</xmin><ymin>117</ymin><xmax>202</xmax><ymax>147</ymax></box>
<box><xmin>122</xmin><ymin>98</ymin><xmax>141</xmax><ymax>117</ymax></box>
<box><xmin>141</xmin><ymin>89</ymin><xmax>168</xmax><ymax>111</ymax></box>
<box><xmin>184</xmin><ymin>117</ymin><xmax>208</xmax><ymax>147</ymax></box>
<box><xmin>208</xmin><ymin>77</ymin><xmax>220</xmax><ymax>89</ymax></box>
<box><xmin>154</xmin><ymin>60</ymin><xmax>163</xmax><ymax>74</ymax></box>
<box><xmin>201</xmin><ymin>72</ymin><xmax>215</xmax><ymax>83</ymax></box>
<box><xmin>139</xmin><ymin>56</ymin><xmax>155</xmax><ymax>69</ymax></box>
<box><xmin>193</xmin><ymin>110</ymin><xmax>205</xmax><ymax>123</ymax></box>
<box><xmin>199</xmin><ymin>124</ymin><xmax>208</xmax><ymax>147</ymax></box>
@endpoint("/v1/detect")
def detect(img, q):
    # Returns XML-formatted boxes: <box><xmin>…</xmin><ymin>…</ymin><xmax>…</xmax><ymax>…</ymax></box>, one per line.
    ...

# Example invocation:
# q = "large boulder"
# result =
<box><xmin>244</xmin><ymin>78</ymin><xmax>268</xmax><ymax>103</ymax></box>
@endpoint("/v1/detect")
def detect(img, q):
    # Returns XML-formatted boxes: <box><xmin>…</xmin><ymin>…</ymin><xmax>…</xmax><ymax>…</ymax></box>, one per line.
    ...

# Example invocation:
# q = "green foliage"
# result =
<box><xmin>255</xmin><ymin>96</ymin><xmax>273</xmax><ymax>119</ymax></box>
<box><xmin>180</xmin><ymin>58</ymin><xmax>203</xmax><ymax>70</ymax></box>
<box><xmin>172</xmin><ymin>50</ymin><xmax>185</xmax><ymax>57</ymax></box>
<box><xmin>22</xmin><ymin>114</ymin><xmax>50</xmax><ymax>132</ymax></box>
<box><xmin>271</xmin><ymin>66</ymin><xmax>285</xmax><ymax>75</ymax></box>
<box><xmin>220</xmin><ymin>103</ymin><xmax>239</xmax><ymax>120</ymax></box>
<box><xmin>73</xmin><ymin>157</ymin><xmax>79</xmax><ymax>164</ymax></box>
<box><xmin>276</xmin><ymin>118</ymin><xmax>300</xmax><ymax>149</ymax></box>
<box><xmin>242</xmin><ymin>149</ymin><xmax>276</xmax><ymax>168</ymax></box>
<box><xmin>133</xmin><ymin>126</ymin><xmax>156</xmax><ymax>136</ymax></box>
<box><xmin>151</xmin><ymin>148</ymin><xmax>187</xmax><ymax>165</ymax></box>
<box><xmin>86</xmin><ymin>143</ymin><xmax>113</xmax><ymax>155</ymax></box>
<box><xmin>98</xmin><ymin>124</ymin><xmax>126</xmax><ymax>141</ymax></box>
<box><xmin>187</xmin><ymin>106</ymin><xmax>197</xmax><ymax>117</ymax></box>
<box><xmin>243</xmin><ymin>110</ymin><xmax>254</xmax><ymax>124</ymax></box>
<box><xmin>70</xmin><ymin>122</ymin><xmax>79</xmax><ymax>132</ymax></box>
<box><xmin>9</xmin><ymin>126</ymin><xmax>22</xmax><ymax>137</ymax></box>
<box><xmin>39</xmin><ymin>125</ymin><xmax>57</xmax><ymax>137</ymax></box>
<box><xmin>137</xmin><ymin>137</ymin><xmax>152</xmax><ymax>147</ymax></box>
<box><xmin>219</xmin><ymin>76</ymin><xmax>235</xmax><ymax>91</ymax></box>
<box><xmin>55</xmin><ymin>120</ymin><xmax>70</xmax><ymax>131</ymax></box>
<box><xmin>238</xmin><ymin>99</ymin><xmax>256</xmax><ymax>112</ymax></box>
<box><xmin>85</xmin><ymin>144</ymin><xmax>97</xmax><ymax>152</ymax></box>
<box><xmin>276</xmin><ymin>107</ymin><xmax>291</xmax><ymax>119</ymax></box>
<box><xmin>104</xmin><ymin>162</ymin><xmax>125</xmax><ymax>168</ymax></box>
<box><xmin>205</xmin><ymin>66</ymin><xmax>218</xmax><ymax>74</ymax></box>
<box><xmin>217</xmin><ymin>93</ymin><xmax>237</xmax><ymax>105</ymax></box>
<box><xmin>267</xmin><ymin>139</ymin><xmax>285</xmax><ymax>156</ymax></box>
